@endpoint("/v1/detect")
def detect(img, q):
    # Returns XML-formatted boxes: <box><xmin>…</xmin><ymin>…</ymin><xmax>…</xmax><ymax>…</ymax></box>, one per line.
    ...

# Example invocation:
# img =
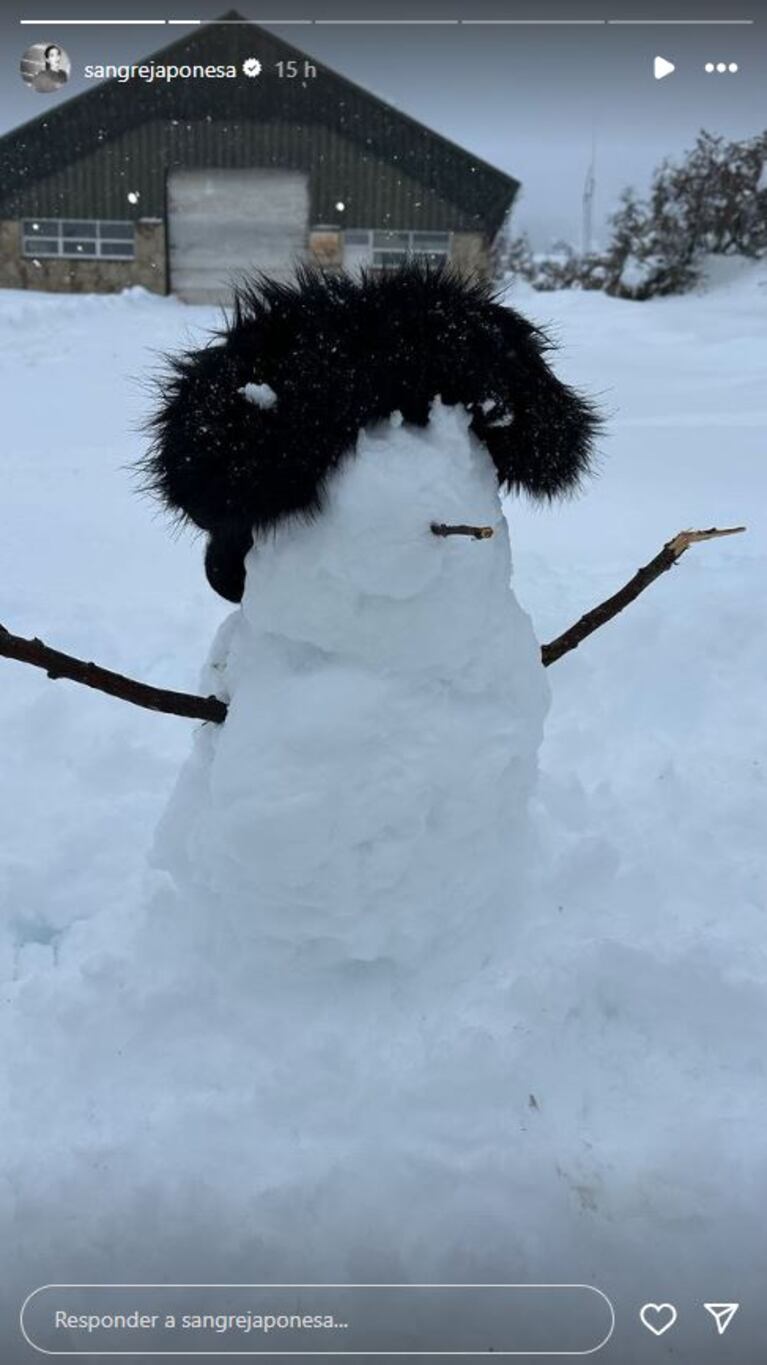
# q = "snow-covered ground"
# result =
<box><xmin>1</xmin><ymin>259</ymin><xmax>766</xmax><ymax>1362</ymax></box>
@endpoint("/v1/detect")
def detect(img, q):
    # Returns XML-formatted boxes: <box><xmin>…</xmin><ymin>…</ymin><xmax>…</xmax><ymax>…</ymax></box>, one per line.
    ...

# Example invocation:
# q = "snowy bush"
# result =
<box><xmin>495</xmin><ymin>232</ymin><xmax>608</xmax><ymax>293</ymax></box>
<box><xmin>606</xmin><ymin>130</ymin><xmax>767</xmax><ymax>299</ymax></box>
<box><xmin>497</xmin><ymin>130</ymin><xmax>767</xmax><ymax>300</ymax></box>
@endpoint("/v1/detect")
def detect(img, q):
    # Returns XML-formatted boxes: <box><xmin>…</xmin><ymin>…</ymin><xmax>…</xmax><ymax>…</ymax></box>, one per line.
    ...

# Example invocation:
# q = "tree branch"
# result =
<box><xmin>0</xmin><ymin>525</ymin><xmax>745</xmax><ymax>722</ymax></box>
<box><xmin>540</xmin><ymin>525</ymin><xmax>746</xmax><ymax>667</ymax></box>
<box><xmin>0</xmin><ymin>623</ymin><xmax>226</xmax><ymax>724</ymax></box>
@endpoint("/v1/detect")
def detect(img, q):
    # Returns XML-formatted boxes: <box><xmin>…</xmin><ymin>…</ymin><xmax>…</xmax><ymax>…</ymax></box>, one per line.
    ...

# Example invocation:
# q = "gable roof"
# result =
<box><xmin>0</xmin><ymin>14</ymin><xmax>518</xmax><ymax>235</ymax></box>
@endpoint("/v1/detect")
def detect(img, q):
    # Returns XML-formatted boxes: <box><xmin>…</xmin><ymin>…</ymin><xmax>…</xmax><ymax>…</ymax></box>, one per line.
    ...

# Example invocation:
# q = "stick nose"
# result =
<box><xmin>431</xmin><ymin>523</ymin><xmax>494</xmax><ymax>540</ymax></box>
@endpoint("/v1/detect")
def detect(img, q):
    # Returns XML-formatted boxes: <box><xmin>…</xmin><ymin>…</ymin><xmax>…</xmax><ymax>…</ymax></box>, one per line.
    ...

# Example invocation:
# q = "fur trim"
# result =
<box><xmin>143</xmin><ymin>263</ymin><xmax>601</xmax><ymax>600</ymax></box>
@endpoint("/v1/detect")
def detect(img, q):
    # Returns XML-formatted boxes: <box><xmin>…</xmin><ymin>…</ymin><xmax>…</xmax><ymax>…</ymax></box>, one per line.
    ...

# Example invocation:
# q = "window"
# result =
<box><xmin>22</xmin><ymin>219</ymin><xmax>136</xmax><ymax>260</ymax></box>
<box><xmin>344</xmin><ymin>229</ymin><xmax>451</xmax><ymax>272</ymax></box>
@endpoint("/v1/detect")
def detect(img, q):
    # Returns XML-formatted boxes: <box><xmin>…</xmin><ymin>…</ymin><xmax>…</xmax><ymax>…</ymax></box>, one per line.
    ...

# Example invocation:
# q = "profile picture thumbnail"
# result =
<box><xmin>20</xmin><ymin>42</ymin><xmax>71</xmax><ymax>94</ymax></box>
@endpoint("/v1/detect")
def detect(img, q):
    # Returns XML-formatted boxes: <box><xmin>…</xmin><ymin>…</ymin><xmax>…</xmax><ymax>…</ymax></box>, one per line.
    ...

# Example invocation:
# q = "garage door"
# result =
<box><xmin>167</xmin><ymin>168</ymin><xmax>310</xmax><ymax>304</ymax></box>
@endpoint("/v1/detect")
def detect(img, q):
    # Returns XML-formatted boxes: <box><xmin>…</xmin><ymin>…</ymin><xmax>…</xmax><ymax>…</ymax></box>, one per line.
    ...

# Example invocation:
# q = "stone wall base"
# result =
<box><xmin>0</xmin><ymin>220</ymin><xmax>167</xmax><ymax>294</ymax></box>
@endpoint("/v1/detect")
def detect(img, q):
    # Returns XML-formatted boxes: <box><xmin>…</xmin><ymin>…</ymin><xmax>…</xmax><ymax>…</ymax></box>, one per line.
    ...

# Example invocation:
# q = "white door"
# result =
<box><xmin>167</xmin><ymin>168</ymin><xmax>309</xmax><ymax>304</ymax></box>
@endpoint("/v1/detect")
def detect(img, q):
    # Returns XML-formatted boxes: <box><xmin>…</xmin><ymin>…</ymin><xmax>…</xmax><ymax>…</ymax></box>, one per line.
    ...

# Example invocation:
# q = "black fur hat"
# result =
<box><xmin>145</xmin><ymin>262</ymin><xmax>600</xmax><ymax>602</ymax></box>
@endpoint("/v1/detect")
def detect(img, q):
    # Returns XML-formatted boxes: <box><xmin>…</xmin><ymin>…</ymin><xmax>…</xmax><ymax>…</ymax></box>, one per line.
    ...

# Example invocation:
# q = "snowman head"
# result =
<box><xmin>145</xmin><ymin>263</ymin><xmax>601</xmax><ymax>602</ymax></box>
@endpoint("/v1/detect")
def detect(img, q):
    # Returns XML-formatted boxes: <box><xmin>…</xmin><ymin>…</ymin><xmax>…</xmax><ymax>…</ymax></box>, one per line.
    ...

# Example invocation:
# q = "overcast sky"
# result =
<box><xmin>2</xmin><ymin>0</ymin><xmax>765</xmax><ymax>246</ymax></box>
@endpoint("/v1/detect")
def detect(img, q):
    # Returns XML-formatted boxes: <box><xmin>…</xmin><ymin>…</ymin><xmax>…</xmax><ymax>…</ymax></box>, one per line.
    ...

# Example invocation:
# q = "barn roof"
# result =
<box><xmin>0</xmin><ymin>14</ymin><xmax>518</xmax><ymax>235</ymax></box>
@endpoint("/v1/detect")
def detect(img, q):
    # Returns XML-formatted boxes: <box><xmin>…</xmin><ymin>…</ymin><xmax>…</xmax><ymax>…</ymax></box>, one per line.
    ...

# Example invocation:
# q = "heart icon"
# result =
<box><xmin>640</xmin><ymin>1303</ymin><xmax>678</xmax><ymax>1336</ymax></box>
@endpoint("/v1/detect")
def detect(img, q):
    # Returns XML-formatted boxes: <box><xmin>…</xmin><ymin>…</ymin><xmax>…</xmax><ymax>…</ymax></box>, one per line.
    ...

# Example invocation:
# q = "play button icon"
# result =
<box><xmin>654</xmin><ymin>55</ymin><xmax>676</xmax><ymax>80</ymax></box>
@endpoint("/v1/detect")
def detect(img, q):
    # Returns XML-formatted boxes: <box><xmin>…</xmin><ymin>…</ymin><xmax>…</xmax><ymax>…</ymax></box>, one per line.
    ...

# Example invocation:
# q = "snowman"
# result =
<box><xmin>147</xmin><ymin>264</ymin><xmax>597</xmax><ymax>953</ymax></box>
<box><xmin>141</xmin><ymin>263</ymin><xmax>599</xmax><ymax>1297</ymax></box>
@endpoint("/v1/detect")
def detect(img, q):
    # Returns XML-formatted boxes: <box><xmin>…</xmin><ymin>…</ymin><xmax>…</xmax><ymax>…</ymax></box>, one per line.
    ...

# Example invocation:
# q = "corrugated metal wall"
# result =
<box><xmin>0</xmin><ymin>22</ymin><xmax>517</xmax><ymax>235</ymax></box>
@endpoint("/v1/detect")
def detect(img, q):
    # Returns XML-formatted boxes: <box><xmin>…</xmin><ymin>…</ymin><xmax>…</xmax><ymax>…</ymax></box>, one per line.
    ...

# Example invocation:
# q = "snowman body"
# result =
<box><xmin>155</xmin><ymin>401</ymin><xmax>548</xmax><ymax>971</ymax></box>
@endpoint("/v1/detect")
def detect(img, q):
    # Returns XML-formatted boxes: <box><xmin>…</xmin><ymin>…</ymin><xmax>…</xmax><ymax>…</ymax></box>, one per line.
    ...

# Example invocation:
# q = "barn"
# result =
<box><xmin>0</xmin><ymin>14</ymin><xmax>519</xmax><ymax>303</ymax></box>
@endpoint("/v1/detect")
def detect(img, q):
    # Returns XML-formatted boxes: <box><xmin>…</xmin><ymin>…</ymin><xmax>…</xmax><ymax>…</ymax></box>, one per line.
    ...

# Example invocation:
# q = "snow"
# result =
<box><xmin>616</xmin><ymin>253</ymin><xmax>663</xmax><ymax>292</ymax></box>
<box><xmin>2</xmin><ymin>266</ymin><xmax>766</xmax><ymax>1361</ymax></box>
<box><xmin>238</xmin><ymin>379</ymin><xmax>278</xmax><ymax>409</ymax></box>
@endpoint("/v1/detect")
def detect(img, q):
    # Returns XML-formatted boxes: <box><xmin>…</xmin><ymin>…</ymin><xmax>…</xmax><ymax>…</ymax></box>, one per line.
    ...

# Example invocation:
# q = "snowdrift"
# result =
<box><xmin>1</xmin><ymin>267</ymin><xmax>766</xmax><ymax>1362</ymax></box>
